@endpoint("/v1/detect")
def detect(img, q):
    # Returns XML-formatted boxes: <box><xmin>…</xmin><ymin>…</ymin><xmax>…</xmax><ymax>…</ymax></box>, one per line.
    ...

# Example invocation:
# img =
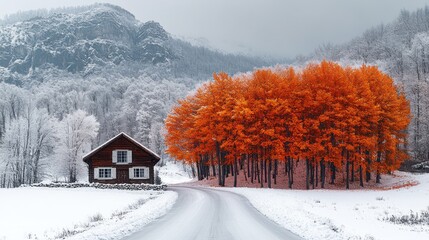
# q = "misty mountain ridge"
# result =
<box><xmin>0</xmin><ymin>3</ymin><xmax>268</xmax><ymax>84</ymax></box>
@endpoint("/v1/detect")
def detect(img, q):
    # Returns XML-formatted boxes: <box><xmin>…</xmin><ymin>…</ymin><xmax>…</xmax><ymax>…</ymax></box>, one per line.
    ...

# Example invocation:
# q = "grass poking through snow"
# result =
<box><xmin>385</xmin><ymin>207</ymin><xmax>429</xmax><ymax>225</ymax></box>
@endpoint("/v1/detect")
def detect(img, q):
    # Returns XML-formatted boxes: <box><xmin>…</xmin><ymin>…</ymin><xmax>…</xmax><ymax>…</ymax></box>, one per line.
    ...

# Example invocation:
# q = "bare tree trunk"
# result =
<box><xmin>321</xmin><ymin>158</ymin><xmax>325</xmax><ymax>188</ymax></box>
<box><xmin>287</xmin><ymin>157</ymin><xmax>292</xmax><ymax>188</ymax></box>
<box><xmin>247</xmin><ymin>154</ymin><xmax>250</xmax><ymax>178</ymax></box>
<box><xmin>311</xmin><ymin>161</ymin><xmax>315</xmax><ymax>189</ymax></box>
<box><xmin>222</xmin><ymin>163</ymin><xmax>226</xmax><ymax>186</ymax></box>
<box><xmin>33</xmin><ymin>149</ymin><xmax>41</xmax><ymax>183</ymax></box>
<box><xmin>306</xmin><ymin>158</ymin><xmax>310</xmax><ymax>190</ymax></box>
<box><xmin>196</xmin><ymin>159</ymin><xmax>201</xmax><ymax>180</ymax></box>
<box><xmin>315</xmin><ymin>161</ymin><xmax>318</xmax><ymax>188</ymax></box>
<box><xmin>211</xmin><ymin>154</ymin><xmax>216</xmax><ymax>177</ymax></box>
<box><xmin>290</xmin><ymin>157</ymin><xmax>294</xmax><ymax>186</ymax></box>
<box><xmin>256</xmin><ymin>154</ymin><xmax>260</xmax><ymax>184</ymax></box>
<box><xmin>216</xmin><ymin>141</ymin><xmax>222</xmax><ymax>186</ymax></box>
<box><xmin>264</xmin><ymin>158</ymin><xmax>267</xmax><ymax>183</ymax></box>
<box><xmin>233</xmin><ymin>157</ymin><xmax>238</xmax><ymax>187</ymax></box>
<box><xmin>260</xmin><ymin>156</ymin><xmax>264</xmax><ymax>188</ymax></box>
<box><xmin>267</xmin><ymin>159</ymin><xmax>272</xmax><ymax>188</ymax></box>
<box><xmin>330</xmin><ymin>163</ymin><xmax>336</xmax><ymax>184</ymax></box>
<box><xmin>273</xmin><ymin>160</ymin><xmax>277</xmax><ymax>185</ymax></box>
<box><xmin>359</xmin><ymin>165</ymin><xmax>364</xmax><ymax>187</ymax></box>
<box><xmin>366</xmin><ymin>151</ymin><xmax>371</xmax><ymax>182</ymax></box>
<box><xmin>243</xmin><ymin>156</ymin><xmax>247</xmax><ymax>182</ymax></box>
<box><xmin>251</xmin><ymin>154</ymin><xmax>254</xmax><ymax>183</ymax></box>
<box><xmin>346</xmin><ymin>151</ymin><xmax>350</xmax><ymax>189</ymax></box>
<box><xmin>376</xmin><ymin>151</ymin><xmax>381</xmax><ymax>184</ymax></box>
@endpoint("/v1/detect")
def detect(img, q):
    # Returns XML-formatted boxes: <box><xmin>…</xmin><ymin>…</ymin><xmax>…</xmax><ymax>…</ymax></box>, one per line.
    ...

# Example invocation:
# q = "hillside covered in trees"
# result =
<box><xmin>306</xmin><ymin>6</ymin><xmax>429</xmax><ymax>164</ymax></box>
<box><xmin>0</xmin><ymin>4</ymin><xmax>270</xmax><ymax>187</ymax></box>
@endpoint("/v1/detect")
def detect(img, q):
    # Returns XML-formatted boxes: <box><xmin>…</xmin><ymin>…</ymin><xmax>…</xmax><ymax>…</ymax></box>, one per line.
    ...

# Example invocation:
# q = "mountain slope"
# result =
<box><xmin>0</xmin><ymin>4</ymin><xmax>273</xmax><ymax>184</ymax></box>
<box><xmin>0</xmin><ymin>3</ymin><xmax>268</xmax><ymax>82</ymax></box>
<box><xmin>0</xmin><ymin>4</ymin><xmax>141</xmax><ymax>74</ymax></box>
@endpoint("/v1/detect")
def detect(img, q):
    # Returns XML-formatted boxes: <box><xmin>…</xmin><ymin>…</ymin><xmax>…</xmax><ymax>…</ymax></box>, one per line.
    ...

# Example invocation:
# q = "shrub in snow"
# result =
<box><xmin>89</xmin><ymin>213</ymin><xmax>103</xmax><ymax>222</ymax></box>
<box><xmin>56</xmin><ymin>228</ymin><xmax>81</xmax><ymax>239</ymax></box>
<box><xmin>412</xmin><ymin>161</ymin><xmax>429</xmax><ymax>171</ymax></box>
<box><xmin>128</xmin><ymin>198</ymin><xmax>152</xmax><ymax>210</ymax></box>
<box><xmin>20</xmin><ymin>182</ymin><xmax>167</xmax><ymax>191</ymax></box>
<box><xmin>110</xmin><ymin>196</ymin><xmax>156</xmax><ymax>221</ymax></box>
<box><xmin>384</xmin><ymin>207</ymin><xmax>429</xmax><ymax>225</ymax></box>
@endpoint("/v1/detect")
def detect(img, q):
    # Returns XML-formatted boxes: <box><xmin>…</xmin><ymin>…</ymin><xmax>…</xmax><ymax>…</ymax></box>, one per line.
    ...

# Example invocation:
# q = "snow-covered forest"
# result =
<box><xmin>1</xmin><ymin>3</ymin><xmax>429</xmax><ymax>188</ymax></box>
<box><xmin>0</xmin><ymin>4</ymin><xmax>267</xmax><ymax>187</ymax></box>
<box><xmin>307</xmin><ymin>7</ymin><xmax>429</xmax><ymax>163</ymax></box>
<box><xmin>0</xmin><ymin>68</ymin><xmax>196</xmax><ymax>186</ymax></box>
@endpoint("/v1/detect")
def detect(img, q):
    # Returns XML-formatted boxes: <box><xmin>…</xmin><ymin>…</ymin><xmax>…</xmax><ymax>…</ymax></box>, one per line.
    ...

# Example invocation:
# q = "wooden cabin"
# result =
<box><xmin>83</xmin><ymin>132</ymin><xmax>160</xmax><ymax>184</ymax></box>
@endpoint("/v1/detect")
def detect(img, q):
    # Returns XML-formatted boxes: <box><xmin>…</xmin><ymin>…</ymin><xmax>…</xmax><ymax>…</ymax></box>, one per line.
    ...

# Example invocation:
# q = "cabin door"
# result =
<box><xmin>118</xmin><ymin>169</ymin><xmax>128</xmax><ymax>183</ymax></box>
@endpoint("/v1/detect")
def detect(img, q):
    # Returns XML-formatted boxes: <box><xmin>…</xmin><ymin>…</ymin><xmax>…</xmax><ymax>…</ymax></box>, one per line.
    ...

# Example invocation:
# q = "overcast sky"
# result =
<box><xmin>1</xmin><ymin>0</ymin><xmax>429</xmax><ymax>58</ymax></box>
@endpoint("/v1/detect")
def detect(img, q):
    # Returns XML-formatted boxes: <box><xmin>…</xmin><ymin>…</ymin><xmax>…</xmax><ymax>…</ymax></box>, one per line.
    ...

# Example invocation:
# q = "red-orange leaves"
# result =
<box><xmin>164</xmin><ymin>61</ymin><xmax>411</xmax><ymax>189</ymax></box>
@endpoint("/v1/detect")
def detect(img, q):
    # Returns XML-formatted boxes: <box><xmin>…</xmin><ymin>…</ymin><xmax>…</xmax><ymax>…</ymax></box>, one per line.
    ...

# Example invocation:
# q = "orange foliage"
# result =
<box><xmin>164</xmin><ymin>61</ymin><xmax>411</xmax><ymax>188</ymax></box>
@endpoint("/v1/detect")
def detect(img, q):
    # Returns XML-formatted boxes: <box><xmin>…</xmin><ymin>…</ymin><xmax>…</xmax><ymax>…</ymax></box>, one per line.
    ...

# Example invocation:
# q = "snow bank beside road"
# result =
<box><xmin>68</xmin><ymin>190</ymin><xmax>177</xmax><ymax>240</ymax></box>
<box><xmin>0</xmin><ymin>187</ymin><xmax>177</xmax><ymax>240</ymax></box>
<box><xmin>226</xmin><ymin>172</ymin><xmax>429</xmax><ymax>240</ymax></box>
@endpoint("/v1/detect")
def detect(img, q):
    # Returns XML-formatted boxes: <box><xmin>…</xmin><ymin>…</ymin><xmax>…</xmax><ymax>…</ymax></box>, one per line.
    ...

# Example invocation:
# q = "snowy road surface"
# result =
<box><xmin>122</xmin><ymin>186</ymin><xmax>302</xmax><ymax>240</ymax></box>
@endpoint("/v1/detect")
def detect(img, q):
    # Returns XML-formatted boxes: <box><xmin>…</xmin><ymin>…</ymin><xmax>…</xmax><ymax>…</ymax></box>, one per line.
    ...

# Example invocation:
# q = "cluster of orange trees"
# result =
<box><xmin>165</xmin><ymin>61</ymin><xmax>411</xmax><ymax>189</ymax></box>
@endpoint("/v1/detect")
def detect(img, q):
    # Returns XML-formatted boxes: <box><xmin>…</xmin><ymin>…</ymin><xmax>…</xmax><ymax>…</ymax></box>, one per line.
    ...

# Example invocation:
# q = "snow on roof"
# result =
<box><xmin>82</xmin><ymin>132</ymin><xmax>160</xmax><ymax>161</ymax></box>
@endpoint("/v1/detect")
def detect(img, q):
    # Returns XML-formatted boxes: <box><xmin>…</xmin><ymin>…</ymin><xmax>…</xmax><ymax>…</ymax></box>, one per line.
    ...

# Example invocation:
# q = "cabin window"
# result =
<box><xmin>99</xmin><ymin>168</ymin><xmax>112</xmax><ymax>179</ymax></box>
<box><xmin>130</xmin><ymin>167</ymin><xmax>149</xmax><ymax>179</ymax></box>
<box><xmin>113</xmin><ymin>150</ymin><xmax>132</xmax><ymax>164</ymax></box>
<box><xmin>94</xmin><ymin>167</ymin><xmax>116</xmax><ymax>180</ymax></box>
<box><xmin>134</xmin><ymin>168</ymin><xmax>145</xmax><ymax>178</ymax></box>
<box><xmin>117</xmin><ymin>151</ymin><xmax>128</xmax><ymax>163</ymax></box>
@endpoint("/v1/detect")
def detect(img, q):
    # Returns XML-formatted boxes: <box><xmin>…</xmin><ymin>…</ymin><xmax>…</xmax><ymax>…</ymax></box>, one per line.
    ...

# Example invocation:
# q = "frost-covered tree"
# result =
<box><xmin>0</xmin><ymin>106</ymin><xmax>57</xmax><ymax>187</ymax></box>
<box><xmin>403</xmin><ymin>33</ymin><xmax>429</xmax><ymax>161</ymax></box>
<box><xmin>305</xmin><ymin>6</ymin><xmax>429</xmax><ymax>163</ymax></box>
<box><xmin>136</xmin><ymin>99</ymin><xmax>165</xmax><ymax>146</ymax></box>
<box><xmin>148</xmin><ymin>121</ymin><xmax>164</xmax><ymax>156</ymax></box>
<box><xmin>56</xmin><ymin>109</ymin><xmax>99</xmax><ymax>182</ymax></box>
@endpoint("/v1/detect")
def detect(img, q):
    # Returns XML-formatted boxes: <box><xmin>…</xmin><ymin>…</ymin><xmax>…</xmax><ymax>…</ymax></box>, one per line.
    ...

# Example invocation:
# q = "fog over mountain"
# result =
<box><xmin>0</xmin><ymin>3</ymin><xmax>269</xmax><ymax>84</ymax></box>
<box><xmin>1</xmin><ymin>0</ymin><xmax>429</xmax><ymax>58</ymax></box>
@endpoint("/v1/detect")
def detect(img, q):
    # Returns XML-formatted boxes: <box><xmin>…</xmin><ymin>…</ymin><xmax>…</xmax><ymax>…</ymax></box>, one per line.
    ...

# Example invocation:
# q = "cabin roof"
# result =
<box><xmin>82</xmin><ymin>132</ymin><xmax>160</xmax><ymax>162</ymax></box>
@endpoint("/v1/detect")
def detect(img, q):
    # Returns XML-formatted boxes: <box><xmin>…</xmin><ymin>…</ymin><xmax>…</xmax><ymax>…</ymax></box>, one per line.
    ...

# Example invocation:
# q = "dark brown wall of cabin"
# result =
<box><xmin>86</xmin><ymin>135</ymin><xmax>157</xmax><ymax>184</ymax></box>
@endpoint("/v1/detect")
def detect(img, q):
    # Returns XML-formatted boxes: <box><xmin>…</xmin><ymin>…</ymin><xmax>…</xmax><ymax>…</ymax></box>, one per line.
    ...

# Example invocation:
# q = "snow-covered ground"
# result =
<box><xmin>226</xmin><ymin>172</ymin><xmax>429</xmax><ymax>240</ymax></box>
<box><xmin>0</xmin><ymin>187</ymin><xmax>177</xmax><ymax>240</ymax></box>
<box><xmin>157</xmin><ymin>161</ymin><xmax>194</xmax><ymax>184</ymax></box>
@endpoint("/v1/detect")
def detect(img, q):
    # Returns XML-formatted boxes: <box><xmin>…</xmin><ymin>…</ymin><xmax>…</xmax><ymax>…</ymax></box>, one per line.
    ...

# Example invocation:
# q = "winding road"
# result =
<box><xmin>122</xmin><ymin>186</ymin><xmax>303</xmax><ymax>240</ymax></box>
